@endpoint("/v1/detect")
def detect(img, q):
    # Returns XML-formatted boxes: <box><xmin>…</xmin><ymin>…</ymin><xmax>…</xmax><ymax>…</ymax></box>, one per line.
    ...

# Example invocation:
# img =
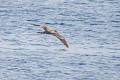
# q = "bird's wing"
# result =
<box><xmin>52</xmin><ymin>32</ymin><xmax>69</xmax><ymax>48</ymax></box>
<box><xmin>31</xmin><ymin>24</ymin><xmax>41</xmax><ymax>26</ymax></box>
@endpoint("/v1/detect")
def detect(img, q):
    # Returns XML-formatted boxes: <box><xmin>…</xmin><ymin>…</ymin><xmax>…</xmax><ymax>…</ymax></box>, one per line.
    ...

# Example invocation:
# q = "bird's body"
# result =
<box><xmin>32</xmin><ymin>24</ymin><xmax>69</xmax><ymax>48</ymax></box>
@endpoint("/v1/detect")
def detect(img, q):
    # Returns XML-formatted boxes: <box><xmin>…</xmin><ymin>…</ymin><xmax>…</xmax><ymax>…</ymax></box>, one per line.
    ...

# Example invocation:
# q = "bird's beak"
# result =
<box><xmin>40</xmin><ymin>26</ymin><xmax>43</xmax><ymax>28</ymax></box>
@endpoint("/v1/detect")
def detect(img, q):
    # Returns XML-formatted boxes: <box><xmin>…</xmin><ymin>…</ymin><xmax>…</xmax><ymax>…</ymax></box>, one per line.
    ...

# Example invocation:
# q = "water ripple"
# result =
<box><xmin>0</xmin><ymin>0</ymin><xmax>120</xmax><ymax>80</ymax></box>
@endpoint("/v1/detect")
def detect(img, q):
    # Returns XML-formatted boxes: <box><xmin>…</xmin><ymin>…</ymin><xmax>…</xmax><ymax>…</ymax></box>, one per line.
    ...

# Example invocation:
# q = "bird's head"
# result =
<box><xmin>40</xmin><ymin>25</ymin><xmax>48</xmax><ymax>30</ymax></box>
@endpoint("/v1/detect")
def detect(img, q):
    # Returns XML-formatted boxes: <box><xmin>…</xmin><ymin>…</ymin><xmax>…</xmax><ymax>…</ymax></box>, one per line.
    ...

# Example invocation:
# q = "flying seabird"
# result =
<box><xmin>32</xmin><ymin>24</ymin><xmax>69</xmax><ymax>48</ymax></box>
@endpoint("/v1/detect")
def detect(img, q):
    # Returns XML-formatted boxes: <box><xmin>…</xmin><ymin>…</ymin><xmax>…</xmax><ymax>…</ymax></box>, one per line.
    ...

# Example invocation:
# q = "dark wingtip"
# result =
<box><xmin>66</xmin><ymin>44</ymin><xmax>69</xmax><ymax>48</ymax></box>
<box><xmin>37</xmin><ymin>32</ymin><xmax>41</xmax><ymax>33</ymax></box>
<box><xmin>31</xmin><ymin>24</ymin><xmax>41</xmax><ymax>26</ymax></box>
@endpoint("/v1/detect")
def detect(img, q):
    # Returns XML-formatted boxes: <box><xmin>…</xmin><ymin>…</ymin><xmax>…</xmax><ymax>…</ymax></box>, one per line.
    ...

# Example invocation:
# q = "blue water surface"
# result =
<box><xmin>0</xmin><ymin>0</ymin><xmax>120</xmax><ymax>80</ymax></box>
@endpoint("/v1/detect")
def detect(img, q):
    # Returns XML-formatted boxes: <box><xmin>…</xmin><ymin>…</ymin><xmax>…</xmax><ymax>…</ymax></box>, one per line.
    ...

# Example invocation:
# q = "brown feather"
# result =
<box><xmin>32</xmin><ymin>24</ymin><xmax>69</xmax><ymax>48</ymax></box>
<box><xmin>52</xmin><ymin>32</ymin><xmax>69</xmax><ymax>48</ymax></box>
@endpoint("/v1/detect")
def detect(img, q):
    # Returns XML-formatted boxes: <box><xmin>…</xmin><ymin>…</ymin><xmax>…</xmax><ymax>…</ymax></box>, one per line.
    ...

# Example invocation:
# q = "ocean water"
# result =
<box><xmin>0</xmin><ymin>0</ymin><xmax>120</xmax><ymax>80</ymax></box>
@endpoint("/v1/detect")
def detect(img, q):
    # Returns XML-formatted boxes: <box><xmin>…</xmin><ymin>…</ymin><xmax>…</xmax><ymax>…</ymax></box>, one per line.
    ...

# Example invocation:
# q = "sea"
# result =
<box><xmin>0</xmin><ymin>0</ymin><xmax>120</xmax><ymax>80</ymax></box>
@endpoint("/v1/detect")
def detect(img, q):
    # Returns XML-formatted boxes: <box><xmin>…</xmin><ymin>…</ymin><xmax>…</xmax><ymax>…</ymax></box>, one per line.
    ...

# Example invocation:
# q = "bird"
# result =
<box><xmin>31</xmin><ymin>24</ymin><xmax>69</xmax><ymax>48</ymax></box>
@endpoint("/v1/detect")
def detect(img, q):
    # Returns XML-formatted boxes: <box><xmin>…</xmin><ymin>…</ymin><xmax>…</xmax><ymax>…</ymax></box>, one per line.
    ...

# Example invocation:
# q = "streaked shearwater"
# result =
<box><xmin>32</xmin><ymin>24</ymin><xmax>69</xmax><ymax>48</ymax></box>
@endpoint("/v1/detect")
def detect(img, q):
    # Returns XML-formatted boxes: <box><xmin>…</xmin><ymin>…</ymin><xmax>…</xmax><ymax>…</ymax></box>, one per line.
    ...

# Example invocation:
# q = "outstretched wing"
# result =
<box><xmin>52</xmin><ymin>32</ymin><xmax>69</xmax><ymax>48</ymax></box>
<box><xmin>31</xmin><ymin>24</ymin><xmax>41</xmax><ymax>26</ymax></box>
